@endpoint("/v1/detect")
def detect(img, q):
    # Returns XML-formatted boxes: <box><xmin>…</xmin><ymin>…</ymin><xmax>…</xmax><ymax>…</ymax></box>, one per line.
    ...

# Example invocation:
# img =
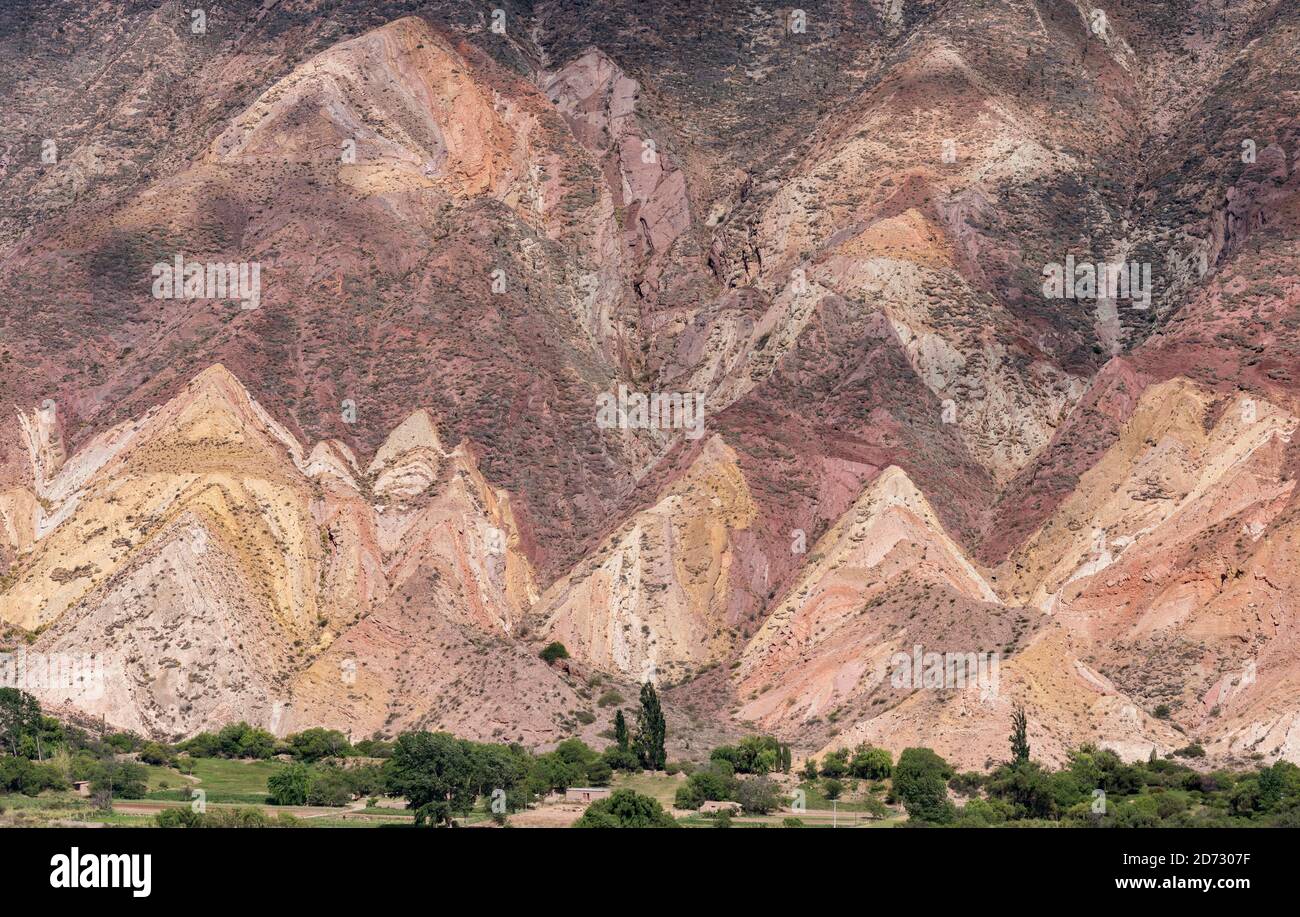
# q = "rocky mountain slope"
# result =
<box><xmin>3</xmin><ymin>0</ymin><xmax>1299</xmax><ymax>768</ymax></box>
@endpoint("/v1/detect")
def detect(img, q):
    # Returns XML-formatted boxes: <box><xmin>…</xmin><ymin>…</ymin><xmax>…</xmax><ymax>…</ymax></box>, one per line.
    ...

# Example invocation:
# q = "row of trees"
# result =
<box><xmin>22</xmin><ymin>684</ymin><xmax>1299</xmax><ymax>829</ymax></box>
<box><xmin>383</xmin><ymin>682</ymin><xmax>669</xmax><ymax>825</ymax></box>
<box><xmin>710</xmin><ymin>735</ymin><xmax>792</xmax><ymax>775</ymax></box>
<box><xmin>673</xmin><ymin>758</ymin><xmax>784</xmax><ymax>814</ymax></box>
<box><xmin>803</xmin><ymin>743</ymin><xmax>893</xmax><ymax>781</ymax></box>
<box><xmin>1</xmin><ymin>682</ymin><xmax>674</xmax><ymax>824</ymax></box>
<box><xmin>799</xmin><ymin>708</ymin><xmax>1300</xmax><ymax>828</ymax></box>
<box><xmin>0</xmin><ymin>688</ymin><xmax>151</xmax><ymax>804</ymax></box>
<box><xmin>173</xmin><ymin>723</ymin><xmax>390</xmax><ymax>763</ymax></box>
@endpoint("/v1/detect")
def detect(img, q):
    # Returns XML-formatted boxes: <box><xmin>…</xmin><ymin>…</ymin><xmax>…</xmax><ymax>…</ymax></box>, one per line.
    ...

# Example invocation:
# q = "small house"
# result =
<box><xmin>73</xmin><ymin>781</ymin><xmax>92</xmax><ymax>798</ymax></box>
<box><xmin>565</xmin><ymin>787</ymin><xmax>612</xmax><ymax>804</ymax></box>
<box><xmin>699</xmin><ymin>800</ymin><xmax>742</xmax><ymax>814</ymax></box>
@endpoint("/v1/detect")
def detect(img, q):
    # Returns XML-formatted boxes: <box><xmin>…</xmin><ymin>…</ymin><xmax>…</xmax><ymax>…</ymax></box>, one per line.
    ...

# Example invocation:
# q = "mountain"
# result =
<box><xmin>3</xmin><ymin>0</ymin><xmax>1300</xmax><ymax>769</ymax></box>
<box><xmin>535</xmin><ymin>434</ymin><xmax>756</xmax><ymax>684</ymax></box>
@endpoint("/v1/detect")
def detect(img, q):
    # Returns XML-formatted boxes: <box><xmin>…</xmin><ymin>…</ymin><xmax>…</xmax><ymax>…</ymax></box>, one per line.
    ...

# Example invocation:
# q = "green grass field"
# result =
<box><xmin>143</xmin><ymin>763</ymin><xmax>185</xmax><ymax>793</ymax></box>
<box><xmin>612</xmin><ymin>771</ymin><xmax>685</xmax><ymax>808</ymax></box>
<box><xmin>146</xmin><ymin>757</ymin><xmax>286</xmax><ymax>804</ymax></box>
<box><xmin>0</xmin><ymin>792</ymin><xmax>155</xmax><ymax>827</ymax></box>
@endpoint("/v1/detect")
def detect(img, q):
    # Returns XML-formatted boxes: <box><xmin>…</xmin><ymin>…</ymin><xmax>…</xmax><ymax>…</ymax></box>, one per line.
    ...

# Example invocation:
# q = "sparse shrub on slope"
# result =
<box><xmin>539</xmin><ymin>642</ymin><xmax>569</xmax><ymax>664</ymax></box>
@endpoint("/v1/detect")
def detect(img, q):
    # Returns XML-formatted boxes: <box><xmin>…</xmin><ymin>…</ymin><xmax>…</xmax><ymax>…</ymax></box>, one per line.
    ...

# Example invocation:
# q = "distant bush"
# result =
<box><xmin>539</xmin><ymin>642</ymin><xmax>570</xmax><ymax>664</ymax></box>
<box><xmin>137</xmin><ymin>742</ymin><xmax>174</xmax><ymax>766</ymax></box>
<box><xmin>180</xmin><ymin>722</ymin><xmax>277</xmax><ymax>760</ymax></box>
<box><xmin>674</xmin><ymin>783</ymin><xmax>702</xmax><ymax>810</ymax></box>
<box><xmin>711</xmin><ymin>736</ymin><xmax>782</xmax><ymax>774</ymax></box>
<box><xmin>91</xmin><ymin>761</ymin><xmax>147</xmax><ymax>799</ymax></box>
<box><xmin>819</xmin><ymin>749</ymin><xmax>849</xmax><ymax>779</ymax></box>
<box><xmin>850</xmin><ymin>744</ymin><xmax>893</xmax><ymax>780</ymax></box>
<box><xmin>156</xmin><ymin>806</ymin><xmax>278</xmax><ymax>828</ymax></box>
<box><xmin>287</xmin><ymin>728</ymin><xmax>352</xmax><ymax>763</ymax></box>
<box><xmin>949</xmin><ymin>770</ymin><xmax>985</xmax><ymax>795</ymax></box>
<box><xmin>0</xmin><ymin>757</ymin><xmax>66</xmax><ymax>796</ymax></box>
<box><xmin>352</xmin><ymin>738</ymin><xmax>394</xmax><ymax>758</ymax></box>
<box><xmin>676</xmin><ymin>759</ymin><xmax>738</xmax><ymax>810</ymax></box>
<box><xmin>155</xmin><ymin>807</ymin><xmax>202</xmax><ymax>828</ymax></box>
<box><xmin>601</xmin><ymin>746</ymin><xmax>640</xmax><ymax>772</ymax></box>
<box><xmin>735</xmin><ymin>777</ymin><xmax>781</xmax><ymax>815</ymax></box>
<box><xmin>305</xmin><ymin>766</ymin><xmax>353</xmax><ymax>807</ymax></box>
<box><xmin>267</xmin><ymin>763</ymin><xmax>311</xmax><ymax>806</ymax></box>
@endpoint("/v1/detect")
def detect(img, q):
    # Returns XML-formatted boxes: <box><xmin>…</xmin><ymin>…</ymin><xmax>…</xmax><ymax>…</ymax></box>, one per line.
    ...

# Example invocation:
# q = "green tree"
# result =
<box><xmin>288</xmin><ymin>728</ymin><xmax>351</xmax><ymax>762</ymax></box>
<box><xmin>678</xmin><ymin>759</ymin><xmax>738</xmax><ymax>808</ymax></box>
<box><xmin>633</xmin><ymin>682</ymin><xmax>666</xmax><ymax>771</ymax></box>
<box><xmin>585</xmin><ymin>758</ymin><xmax>613</xmax><ymax>786</ymax></box>
<box><xmin>893</xmin><ymin>748</ymin><xmax>955</xmax><ymax>824</ymax></box>
<box><xmin>1010</xmin><ymin>705</ymin><xmax>1030</xmax><ymax>765</ymax></box>
<box><xmin>0</xmin><ymin>688</ymin><xmax>41</xmax><ymax>757</ymax></box>
<box><xmin>155</xmin><ymin>807</ymin><xmax>204</xmax><ymax>828</ymax></box>
<box><xmin>467</xmin><ymin>742</ymin><xmax>529</xmax><ymax>808</ymax></box>
<box><xmin>306</xmin><ymin>766</ymin><xmax>353</xmax><ymax>806</ymax></box>
<box><xmin>343</xmin><ymin>763</ymin><xmax>388</xmax><ymax>799</ymax></box>
<box><xmin>738</xmin><ymin>775</ymin><xmax>774</xmax><ymax>811</ymax></box>
<box><xmin>573</xmin><ymin>788</ymin><xmax>677</xmax><ymax>827</ymax></box>
<box><xmin>987</xmin><ymin>761</ymin><xmax>1056</xmax><ymax>820</ymax></box>
<box><xmin>819</xmin><ymin>748</ymin><xmax>848</xmax><ymax>778</ymax></box>
<box><xmin>613</xmin><ymin>709</ymin><xmax>629</xmax><ymax>750</ymax></box>
<box><xmin>91</xmin><ymin>760</ymin><xmax>147</xmax><ymax>800</ymax></box>
<box><xmin>602</xmin><ymin>744</ymin><xmax>640</xmax><ymax>772</ymax></box>
<box><xmin>236</xmin><ymin>726</ymin><xmax>277</xmax><ymax>759</ymax></box>
<box><xmin>850</xmin><ymin>744</ymin><xmax>893</xmax><ymax>780</ymax></box>
<box><xmin>1257</xmin><ymin>762</ymin><xmax>1290</xmax><ymax>813</ymax></box>
<box><xmin>179</xmin><ymin>731</ymin><xmax>221</xmax><ymax>758</ymax></box>
<box><xmin>268</xmin><ymin>762</ymin><xmax>312</xmax><ymax>805</ymax></box>
<box><xmin>528</xmin><ymin>751</ymin><xmax>584</xmax><ymax>795</ymax></box>
<box><xmin>137</xmin><ymin>741</ymin><xmax>174</xmax><ymax>766</ymax></box>
<box><xmin>674</xmin><ymin>782</ymin><xmax>703</xmax><ymax>810</ymax></box>
<box><xmin>711</xmin><ymin>736</ymin><xmax>782</xmax><ymax>774</ymax></box>
<box><xmin>384</xmin><ymin>731</ymin><xmax>478</xmax><ymax>827</ymax></box>
<box><xmin>0</xmin><ymin>756</ymin><xmax>65</xmax><ymax>795</ymax></box>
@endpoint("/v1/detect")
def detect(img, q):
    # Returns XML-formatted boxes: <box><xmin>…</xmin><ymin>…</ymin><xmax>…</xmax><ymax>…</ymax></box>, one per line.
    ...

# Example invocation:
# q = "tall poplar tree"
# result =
<box><xmin>633</xmin><ymin>682</ymin><xmax>666</xmax><ymax>770</ymax></box>
<box><xmin>1010</xmin><ymin>705</ymin><xmax>1030</xmax><ymax>765</ymax></box>
<box><xmin>614</xmin><ymin>709</ymin><xmax>629</xmax><ymax>750</ymax></box>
